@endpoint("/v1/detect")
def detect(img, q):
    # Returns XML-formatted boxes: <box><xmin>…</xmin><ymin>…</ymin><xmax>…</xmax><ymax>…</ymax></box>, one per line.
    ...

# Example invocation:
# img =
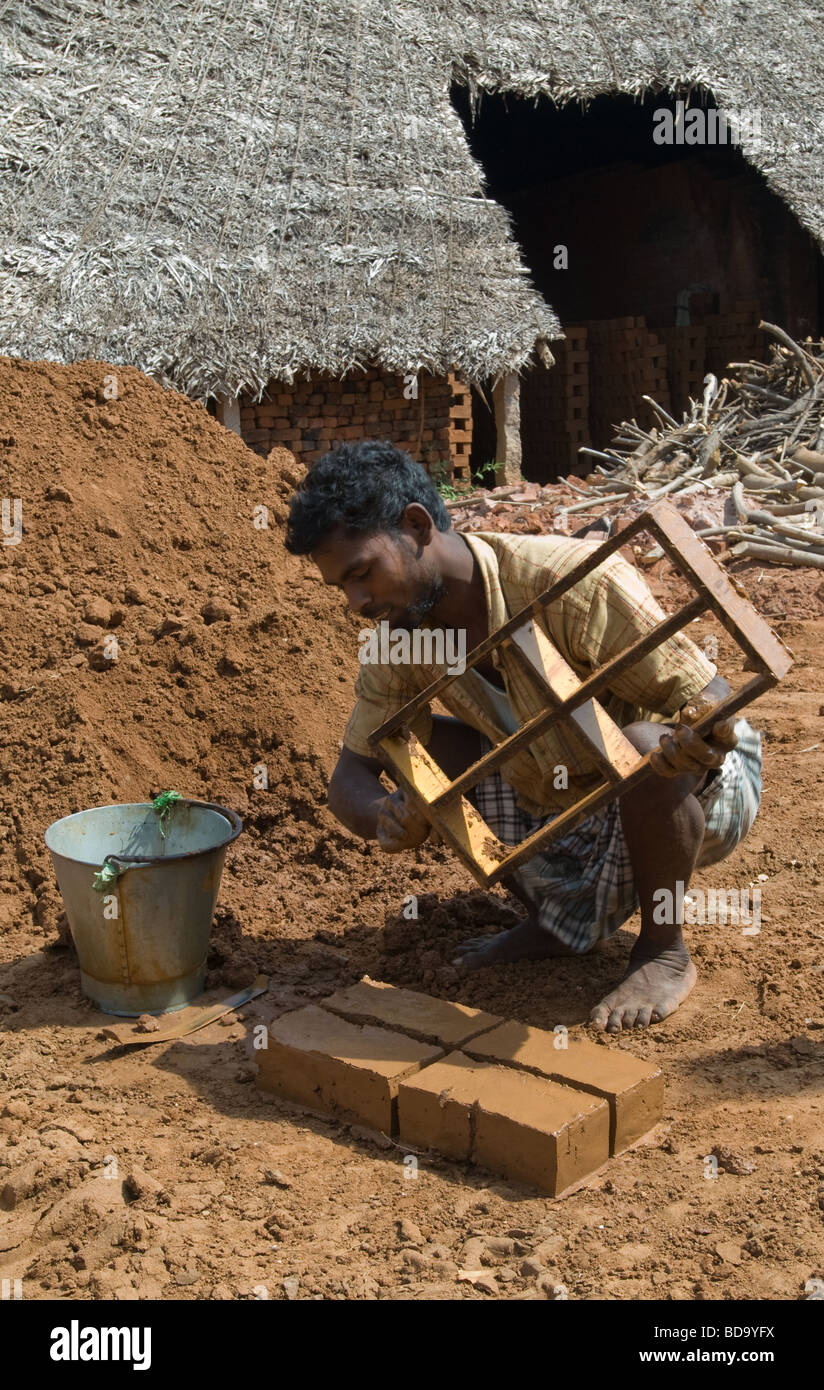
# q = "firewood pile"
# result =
<box><xmin>449</xmin><ymin>323</ymin><xmax>824</xmax><ymax>571</ymax></box>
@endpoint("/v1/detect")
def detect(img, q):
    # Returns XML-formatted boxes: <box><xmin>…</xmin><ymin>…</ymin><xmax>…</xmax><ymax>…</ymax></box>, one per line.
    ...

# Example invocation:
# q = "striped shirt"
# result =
<box><xmin>343</xmin><ymin>530</ymin><xmax>717</xmax><ymax>816</ymax></box>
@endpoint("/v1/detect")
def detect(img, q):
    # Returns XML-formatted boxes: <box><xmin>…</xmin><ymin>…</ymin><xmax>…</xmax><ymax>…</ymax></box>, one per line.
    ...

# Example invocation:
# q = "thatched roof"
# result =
<box><xmin>0</xmin><ymin>2</ymin><xmax>821</xmax><ymax>398</ymax></box>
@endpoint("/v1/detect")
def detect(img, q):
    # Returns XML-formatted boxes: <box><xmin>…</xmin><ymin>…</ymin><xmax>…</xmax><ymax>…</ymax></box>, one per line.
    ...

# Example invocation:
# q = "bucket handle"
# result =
<box><xmin>90</xmin><ymin>800</ymin><xmax>243</xmax><ymax>892</ymax></box>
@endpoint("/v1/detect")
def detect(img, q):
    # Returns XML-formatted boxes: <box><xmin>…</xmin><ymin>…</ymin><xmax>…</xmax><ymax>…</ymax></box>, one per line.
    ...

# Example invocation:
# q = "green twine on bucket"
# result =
<box><xmin>152</xmin><ymin>789</ymin><xmax>182</xmax><ymax>837</ymax></box>
<box><xmin>91</xmin><ymin>791</ymin><xmax>183</xmax><ymax>891</ymax></box>
<box><xmin>92</xmin><ymin>856</ymin><xmax>125</xmax><ymax>893</ymax></box>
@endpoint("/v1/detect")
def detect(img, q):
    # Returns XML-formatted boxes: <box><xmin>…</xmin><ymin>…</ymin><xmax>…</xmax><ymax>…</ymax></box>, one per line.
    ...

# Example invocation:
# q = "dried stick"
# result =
<box><xmin>759</xmin><ymin>321</ymin><xmax>819</xmax><ymax>388</ymax></box>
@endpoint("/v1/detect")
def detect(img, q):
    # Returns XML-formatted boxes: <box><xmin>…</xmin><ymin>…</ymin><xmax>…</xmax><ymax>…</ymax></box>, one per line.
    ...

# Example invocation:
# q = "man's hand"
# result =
<box><xmin>375</xmin><ymin>788</ymin><xmax>433</xmax><ymax>852</ymax></box>
<box><xmin>649</xmin><ymin>716</ymin><xmax>738</xmax><ymax>778</ymax></box>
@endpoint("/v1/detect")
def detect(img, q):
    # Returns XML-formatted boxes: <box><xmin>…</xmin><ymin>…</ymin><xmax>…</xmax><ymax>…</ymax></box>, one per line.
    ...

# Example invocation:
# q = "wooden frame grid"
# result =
<box><xmin>368</xmin><ymin>501</ymin><xmax>793</xmax><ymax>888</ymax></box>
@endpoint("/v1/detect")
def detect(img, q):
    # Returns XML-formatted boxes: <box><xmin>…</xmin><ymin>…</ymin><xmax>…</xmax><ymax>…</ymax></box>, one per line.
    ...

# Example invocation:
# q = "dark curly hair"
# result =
<box><xmin>284</xmin><ymin>440</ymin><xmax>451</xmax><ymax>555</ymax></box>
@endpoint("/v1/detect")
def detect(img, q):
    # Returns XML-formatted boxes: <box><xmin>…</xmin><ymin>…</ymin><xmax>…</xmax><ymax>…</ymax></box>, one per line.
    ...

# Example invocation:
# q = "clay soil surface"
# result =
<box><xmin>1</xmin><ymin>357</ymin><xmax>823</xmax><ymax>1302</ymax></box>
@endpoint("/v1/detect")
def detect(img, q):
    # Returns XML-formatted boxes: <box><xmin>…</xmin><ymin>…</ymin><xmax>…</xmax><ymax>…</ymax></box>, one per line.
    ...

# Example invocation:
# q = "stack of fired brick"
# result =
<box><xmin>703</xmin><ymin>298</ymin><xmax>766</xmax><ymax>384</ymax></box>
<box><xmin>520</xmin><ymin>332</ymin><xmax>590</xmax><ymax>482</ymax></box>
<box><xmin>661</xmin><ymin>323</ymin><xmax>707</xmax><ymax>410</ymax></box>
<box><xmin>238</xmin><ymin>368</ymin><xmax>473</xmax><ymax>482</ymax></box>
<box><xmin>584</xmin><ymin>316</ymin><xmax>671</xmax><ymax>444</ymax></box>
<box><xmin>529</xmin><ymin>305</ymin><xmax>765</xmax><ymax>475</ymax></box>
<box><xmin>660</xmin><ymin>301</ymin><xmax>764</xmax><ymax>412</ymax></box>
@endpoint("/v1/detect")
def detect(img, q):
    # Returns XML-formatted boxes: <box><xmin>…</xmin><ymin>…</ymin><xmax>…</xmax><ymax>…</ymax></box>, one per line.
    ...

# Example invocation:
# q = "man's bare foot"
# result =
<box><xmin>453</xmin><ymin>917</ymin><xmax>579</xmax><ymax>971</ymax></box>
<box><xmin>589</xmin><ymin>942</ymin><xmax>697</xmax><ymax>1032</ymax></box>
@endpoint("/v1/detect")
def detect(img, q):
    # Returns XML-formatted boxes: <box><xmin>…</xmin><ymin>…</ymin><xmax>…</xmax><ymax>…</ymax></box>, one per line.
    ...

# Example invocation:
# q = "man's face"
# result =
<box><xmin>312</xmin><ymin>524</ymin><xmax>445</xmax><ymax>631</ymax></box>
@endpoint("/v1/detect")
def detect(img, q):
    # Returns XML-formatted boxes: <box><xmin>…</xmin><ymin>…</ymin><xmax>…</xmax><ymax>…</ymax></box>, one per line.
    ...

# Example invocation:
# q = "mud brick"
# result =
<box><xmin>257</xmin><ymin>1005</ymin><xmax>441</xmax><ymax>1132</ymax></box>
<box><xmin>397</xmin><ymin>1051</ymin><xmax>609</xmax><ymax>1194</ymax></box>
<box><xmin>243</xmin><ymin>428</ymin><xmax>269</xmax><ymax>443</ymax></box>
<box><xmin>464</xmin><ymin>1022</ymin><xmax>663</xmax><ymax>1154</ymax></box>
<box><xmin>319</xmin><ymin>980</ymin><xmax>501</xmax><ymax>1049</ymax></box>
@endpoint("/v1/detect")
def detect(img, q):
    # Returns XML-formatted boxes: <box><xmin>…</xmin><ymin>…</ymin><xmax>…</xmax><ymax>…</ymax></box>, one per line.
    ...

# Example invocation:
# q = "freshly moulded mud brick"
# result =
<box><xmin>256</xmin><ymin>1005</ymin><xmax>441</xmax><ymax>1133</ymax></box>
<box><xmin>463</xmin><ymin>1021</ymin><xmax>664</xmax><ymax>1154</ymax></box>
<box><xmin>397</xmin><ymin>1050</ymin><xmax>610</xmax><ymax>1196</ymax></box>
<box><xmin>318</xmin><ymin>979</ymin><xmax>501</xmax><ymax>1049</ymax></box>
<box><xmin>397</xmin><ymin>1050</ymin><xmax>479</xmax><ymax>1160</ymax></box>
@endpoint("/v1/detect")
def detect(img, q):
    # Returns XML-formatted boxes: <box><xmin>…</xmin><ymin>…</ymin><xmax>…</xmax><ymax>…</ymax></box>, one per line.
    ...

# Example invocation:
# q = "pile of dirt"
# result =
<box><xmin>0</xmin><ymin>355</ymin><xmax>384</xmax><ymax>952</ymax></box>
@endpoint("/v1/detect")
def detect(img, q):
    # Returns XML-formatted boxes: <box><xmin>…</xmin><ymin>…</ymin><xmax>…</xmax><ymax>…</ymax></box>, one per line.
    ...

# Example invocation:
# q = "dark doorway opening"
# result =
<box><xmin>453</xmin><ymin>86</ymin><xmax>824</xmax><ymax>482</ymax></box>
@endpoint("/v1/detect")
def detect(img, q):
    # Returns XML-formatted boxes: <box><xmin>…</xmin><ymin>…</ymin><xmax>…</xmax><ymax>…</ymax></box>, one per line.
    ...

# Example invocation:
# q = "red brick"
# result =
<box><xmin>464</xmin><ymin>1022</ymin><xmax>663</xmax><ymax>1153</ymax></box>
<box><xmin>397</xmin><ymin>1051</ymin><xmax>609</xmax><ymax>1194</ymax></box>
<box><xmin>256</xmin><ymin>1005</ymin><xmax>441</xmax><ymax>1132</ymax></box>
<box><xmin>319</xmin><ymin>980</ymin><xmax>501</xmax><ymax>1049</ymax></box>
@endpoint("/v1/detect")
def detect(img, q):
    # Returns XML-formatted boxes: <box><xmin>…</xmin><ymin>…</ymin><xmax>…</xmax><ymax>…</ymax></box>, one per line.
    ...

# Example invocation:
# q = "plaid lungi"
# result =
<box><xmin>474</xmin><ymin>718</ymin><xmax>763</xmax><ymax>954</ymax></box>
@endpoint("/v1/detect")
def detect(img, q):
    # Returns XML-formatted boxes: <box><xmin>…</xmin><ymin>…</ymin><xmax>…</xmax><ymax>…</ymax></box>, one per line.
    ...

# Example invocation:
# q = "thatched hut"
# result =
<box><xmin>1</xmin><ymin>1</ymin><xmax>822</xmax><ymax>482</ymax></box>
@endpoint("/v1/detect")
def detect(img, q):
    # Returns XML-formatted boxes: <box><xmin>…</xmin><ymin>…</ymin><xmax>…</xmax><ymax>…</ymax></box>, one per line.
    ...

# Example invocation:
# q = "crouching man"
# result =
<box><xmin>285</xmin><ymin>442</ymin><xmax>762</xmax><ymax>1032</ymax></box>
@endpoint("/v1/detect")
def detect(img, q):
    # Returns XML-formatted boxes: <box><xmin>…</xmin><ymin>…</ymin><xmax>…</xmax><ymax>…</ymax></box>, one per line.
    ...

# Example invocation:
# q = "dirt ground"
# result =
<box><xmin>1</xmin><ymin>357</ymin><xmax>823</xmax><ymax>1301</ymax></box>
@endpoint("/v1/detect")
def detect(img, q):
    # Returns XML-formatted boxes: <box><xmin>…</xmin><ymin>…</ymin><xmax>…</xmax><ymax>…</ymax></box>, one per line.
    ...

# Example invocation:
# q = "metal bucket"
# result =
<box><xmin>44</xmin><ymin>799</ymin><xmax>243</xmax><ymax>1016</ymax></box>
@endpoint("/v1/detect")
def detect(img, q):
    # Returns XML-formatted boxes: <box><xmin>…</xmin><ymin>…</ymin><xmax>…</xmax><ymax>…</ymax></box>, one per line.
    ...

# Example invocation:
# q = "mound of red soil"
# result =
<box><xmin>0</xmin><ymin>356</ymin><xmax>368</xmax><ymax>947</ymax></box>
